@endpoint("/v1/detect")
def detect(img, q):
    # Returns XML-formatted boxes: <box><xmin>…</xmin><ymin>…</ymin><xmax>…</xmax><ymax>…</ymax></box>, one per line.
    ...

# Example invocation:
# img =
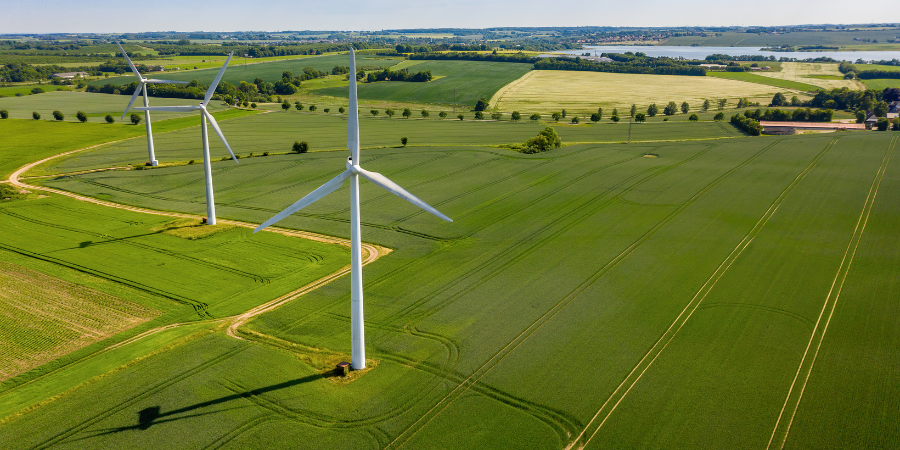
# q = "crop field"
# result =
<box><xmin>35</xmin><ymin>110</ymin><xmax>739</xmax><ymax>175</ymax></box>
<box><xmin>89</xmin><ymin>54</ymin><xmax>405</xmax><ymax>88</ymax></box>
<box><xmin>0</xmin><ymin>99</ymin><xmax>898</xmax><ymax>450</ymax></box>
<box><xmin>862</xmin><ymin>78</ymin><xmax>900</xmax><ymax>90</ymax></box>
<box><xmin>0</xmin><ymin>261</ymin><xmax>159</xmax><ymax>381</ymax></box>
<box><xmin>756</xmin><ymin>62</ymin><xmax>860</xmax><ymax>90</ymax></box>
<box><xmin>660</xmin><ymin>29</ymin><xmax>900</xmax><ymax>48</ymax></box>
<box><xmin>0</xmin><ymin>91</ymin><xmax>229</xmax><ymax>122</ymax></box>
<box><xmin>490</xmin><ymin>70</ymin><xmax>781</xmax><ymax>114</ymax></box>
<box><xmin>0</xmin><ymin>106</ymin><xmax>895</xmax><ymax>449</ymax></box>
<box><xmin>706</xmin><ymin>71</ymin><xmax>820</xmax><ymax>92</ymax></box>
<box><xmin>0</xmin><ymin>85</ymin><xmax>73</xmax><ymax>98</ymax></box>
<box><xmin>313</xmin><ymin>60</ymin><xmax>534</xmax><ymax>107</ymax></box>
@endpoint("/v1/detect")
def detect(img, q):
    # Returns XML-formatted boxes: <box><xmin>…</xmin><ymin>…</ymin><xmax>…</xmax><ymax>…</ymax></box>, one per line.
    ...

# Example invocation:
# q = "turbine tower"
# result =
<box><xmin>134</xmin><ymin>52</ymin><xmax>239</xmax><ymax>225</ymax></box>
<box><xmin>254</xmin><ymin>49</ymin><xmax>452</xmax><ymax>370</ymax></box>
<box><xmin>117</xmin><ymin>43</ymin><xmax>188</xmax><ymax>166</ymax></box>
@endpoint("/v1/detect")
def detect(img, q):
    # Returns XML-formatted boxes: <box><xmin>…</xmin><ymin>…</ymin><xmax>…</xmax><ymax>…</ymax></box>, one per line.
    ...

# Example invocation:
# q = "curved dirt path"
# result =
<box><xmin>8</xmin><ymin>140</ymin><xmax>391</xmax><ymax>351</ymax></box>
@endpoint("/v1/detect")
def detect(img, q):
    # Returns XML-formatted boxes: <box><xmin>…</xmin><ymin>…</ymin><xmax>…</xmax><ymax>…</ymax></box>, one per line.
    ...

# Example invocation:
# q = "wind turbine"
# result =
<box><xmin>134</xmin><ymin>52</ymin><xmax>239</xmax><ymax>226</ymax></box>
<box><xmin>253</xmin><ymin>49</ymin><xmax>452</xmax><ymax>370</ymax></box>
<box><xmin>117</xmin><ymin>42</ymin><xmax>188</xmax><ymax>166</ymax></box>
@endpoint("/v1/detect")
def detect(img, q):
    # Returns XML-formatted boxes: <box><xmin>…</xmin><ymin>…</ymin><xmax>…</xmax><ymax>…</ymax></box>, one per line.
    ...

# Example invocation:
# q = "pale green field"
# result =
<box><xmin>490</xmin><ymin>70</ymin><xmax>782</xmax><ymax>114</ymax></box>
<box><xmin>756</xmin><ymin>62</ymin><xmax>861</xmax><ymax>90</ymax></box>
<box><xmin>0</xmin><ymin>91</ymin><xmax>228</xmax><ymax>122</ymax></box>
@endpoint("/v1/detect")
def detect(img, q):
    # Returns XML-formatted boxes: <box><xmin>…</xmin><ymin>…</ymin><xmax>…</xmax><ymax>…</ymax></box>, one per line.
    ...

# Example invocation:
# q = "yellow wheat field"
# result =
<box><xmin>490</xmin><ymin>70</ymin><xmax>783</xmax><ymax>114</ymax></box>
<box><xmin>756</xmin><ymin>62</ymin><xmax>861</xmax><ymax>90</ymax></box>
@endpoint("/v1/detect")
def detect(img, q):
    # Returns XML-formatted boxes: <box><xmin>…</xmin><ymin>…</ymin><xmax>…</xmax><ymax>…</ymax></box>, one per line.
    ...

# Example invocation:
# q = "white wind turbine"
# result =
<box><xmin>117</xmin><ymin>42</ymin><xmax>188</xmax><ymax>166</ymax></box>
<box><xmin>134</xmin><ymin>52</ymin><xmax>239</xmax><ymax>226</ymax></box>
<box><xmin>253</xmin><ymin>49</ymin><xmax>452</xmax><ymax>370</ymax></box>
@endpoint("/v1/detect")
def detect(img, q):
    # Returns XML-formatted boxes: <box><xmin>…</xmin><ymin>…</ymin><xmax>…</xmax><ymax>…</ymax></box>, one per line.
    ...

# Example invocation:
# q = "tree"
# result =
<box><xmin>295</xmin><ymin>102</ymin><xmax>303</xmax><ymax>111</ymax></box>
<box><xmin>551</xmin><ymin>112</ymin><xmax>561</xmax><ymax>122</ymax></box>
<box><xmin>855</xmin><ymin>110</ymin><xmax>866</xmax><ymax>123</ymax></box>
<box><xmin>402</xmin><ymin>108</ymin><xmax>412</xmax><ymax>119</ymax></box>
<box><xmin>251</xmin><ymin>103</ymin><xmax>257</xmax><ymax>109</ymax></box>
<box><xmin>874</xmin><ymin>101</ymin><xmax>889</xmax><ymax>117</ymax></box>
<box><xmin>647</xmin><ymin>104</ymin><xmax>658</xmax><ymax>117</ymax></box>
<box><xmin>339</xmin><ymin>107</ymin><xmax>346</xmax><ymax>114</ymax></box>
<box><xmin>714</xmin><ymin>112</ymin><xmax>725</xmax><ymax>121</ymax></box>
<box><xmin>225</xmin><ymin>95</ymin><xmax>234</xmax><ymax>105</ymax></box>
<box><xmin>105</xmin><ymin>115</ymin><xmax>114</xmax><ymax>123</ymax></box>
<box><xmin>281</xmin><ymin>101</ymin><xmax>290</xmax><ymax>111</ymax></box>
<box><xmin>521</xmin><ymin>127</ymin><xmax>562</xmax><ymax>154</ymax></box>
<box><xmin>681</xmin><ymin>102</ymin><xmax>689</xmax><ymax>114</ymax></box>
<box><xmin>439</xmin><ymin>111</ymin><xmax>447</xmax><ymax>119</ymax></box>
<box><xmin>561</xmin><ymin>109</ymin><xmax>567</xmax><ymax>118</ymax></box>
<box><xmin>893</xmin><ymin>118</ymin><xmax>900</xmax><ymax>131</ymax></box>
<box><xmin>876</xmin><ymin>117</ymin><xmax>890</xmax><ymax>131</ymax></box>
<box><xmin>242</xmin><ymin>101</ymin><xmax>249</xmax><ymax>107</ymax></box>
<box><xmin>385</xmin><ymin>109</ymin><xmax>395</xmax><ymax>118</ymax></box>
<box><xmin>371</xmin><ymin>110</ymin><xmax>379</xmax><ymax>117</ymax></box>
<box><xmin>130</xmin><ymin>113</ymin><xmax>141</xmax><ymax>125</ymax></box>
<box><xmin>401</xmin><ymin>137</ymin><xmax>408</xmax><ymax>146</ymax></box>
<box><xmin>596</xmin><ymin>107</ymin><xmax>603</xmax><ymax>119</ymax></box>
<box><xmin>457</xmin><ymin>114</ymin><xmax>464</xmax><ymax>120</ymax></box>
<box><xmin>491</xmin><ymin>112</ymin><xmax>502</xmax><ymax>120</ymax></box>
<box><xmin>474</xmin><ymin>111</ymin><xmax>484</xmax><ymax>120</ymax></box>
<box><xmin>76</xmin><ymin>111</ymin><xmax>87</xmax><ymax>123</ymax></box>
<box><xmin>635</xmin><ymin>113</ymin><xmax>646</xmax><ymax>123</ymax></box>
<box><xmin>309</xmin><ymin>105</ymin><xmax>317</xmax><ymax>112</ymax></box>
<box><xmin>771</xmin><ymin>93</ymin><xmax>787</xmax><ymax>107</ymax></box>
<box><xmin>664</xmin><ymin>101</ymin><xmax>678</xmax><ymax>116</ymax></box>
<box><xmin>571</xmin><ymin>116</ymin><xmax>580</xmax><ymax>124</ymax></box>
<box><xmin>511</xmin><ymin>111</ymin><xmax>521</xmax><ymax>121</ymax></box>
<box><xmin>32</xmin><ymin>112</ymin><xmax>40</xmax><ymax>120</ymax></box>
<box><xmin>590</xmin><ymin>113</ymin><xmax>601</xmax><ymax>123</ymax></box>
<box><xmin>324</xmin><ymin>108</ymin><xmax>330</xmax><ymax>113</ymax></box>
<box><xmin>530</xmin><ymin>113</ymin><xmax>541</xmax><ymax>122</ymax></box>
<box><xmin>292</xmin><ymin>141</ymin><xmax>309</xmax><ymax>153</ymax></box>
<box><xmin>610</xmin><ymin>114</ymin><xmax>620</xmax><ymax>123</ymax></box>
<box><xmin>629</xmin><ymin>104</ymin><xmax>637</xmax><ymax>118</ymax></box>
<box><xmin>791</xmin><ymin>96</ymin><xmax>801</xmax><ymax>106</ymax></box>
<box><xmin>689</xmin><ymin>113</ymin><xmax>699</xmax><ymax>121</ymax></box>
<box><xmin>421</xmin><ymin>110</ymin><xmax>430</xmax><ymax>118</ymax></box>
<box><xmin>474</xmin><ymin>97</ymin><xmax>489</xmax><ymax>111</ymax></box>
<box><xmin>718</xmin><ymin>99</ymin><xmax>727</xmax><ymax>110</ymax></box>
<box><xmin>52</xmin><ymin>110</ymin><xmax>64</xmax><ymax>121</ymax></box>
<box><xmin>0</xmin><ymin>109</ymin><xmax>7</xmax><ymax>119</ymax></box>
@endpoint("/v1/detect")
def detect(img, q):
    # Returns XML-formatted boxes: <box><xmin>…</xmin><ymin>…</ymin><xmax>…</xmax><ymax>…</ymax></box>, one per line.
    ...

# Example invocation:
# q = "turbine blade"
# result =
<box><xmin>203</xmin><ymin>110</ymin><xmax>238</xmax><ymax>163</ymax></box>
<box><xmin>121</xmin><ymin>84</ymin><xmax>144</xmax><ymax>120</ymax></box>
<box><xmin>145</xmin><ymin>79</ymin><xmax>189</xmax><ymax>84</ymax></box>
<box><xmin>347</xmin><ymin>48</ymin><xmax>360</xmax><ymax>164</ymax></box>
<box><xmin>133</xmin><ymin>105</ymin><xmax>201</xmax><ymax>112</ymax></box>
<box><xmin>356</xmin><ymin>168</ymin><xmax>452</xmax><ymax>222</ymax></box>
<box><xmin>254</xmin><ymin>170</ymin><xmax>353</xmax><ymax>233</ymax></box>
<box><xmin>117</xmin><ymin>43</ymin><xmax>142</xmax><ymax>78</ymax></box>
<box><xmin>203</xmin><ymin>52</ymin><xmax>234</xmax><ymax>105</ymax></box>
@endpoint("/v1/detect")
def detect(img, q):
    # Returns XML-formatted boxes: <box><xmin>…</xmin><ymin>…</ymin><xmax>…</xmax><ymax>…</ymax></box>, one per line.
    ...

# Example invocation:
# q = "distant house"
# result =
<box><xmin>888</xmin><ymin>101</ymin><xmax>900</xmax><ymax>120</ymax></box>
<box><xmin>52</xmin><ymin>71</ymin><xmax>89</xmax><ymax>79</ymax></box>
<box><xmin>700</xmin><ymin>64</ymin><xmax>727</xmax><ymax>70</ymax></box>
<box><xmin>749</xmin><ymin>66</ymin><xmax>762</xmax><ymax>71</ymax></box>
<box><xmin>865</xmin><ymin>110</ymin><xmax>878</xmax><ymax>129</ymax></box>
<box><xmin>760</xmin><ymin>121</ymin><xmax>865</xmax><ymax>134</ymax></box>
<box><xmin>762</xmin><ymin>66</ymin><xmax>772</xmax><ymax>71</ymax></box>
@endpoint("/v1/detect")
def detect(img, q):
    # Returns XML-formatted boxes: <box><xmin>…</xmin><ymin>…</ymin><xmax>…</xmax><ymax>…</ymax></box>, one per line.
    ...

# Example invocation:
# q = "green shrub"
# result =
<box><xmin>292</xmin><ymin>141</ymin><xmax>309</xmax><ymax>153</ymax></box>
<box><xmin>521</xmin><ymin>127</ymin><xmax>562</xmax><ymax>154</ymax></box>
<box><xmin>105</xmin><ymin>115</ymin><xmax>114</xmax><ymax>123</ymax></box>
<box><xmin>130</xmin><ymin>113</ymin><xmax>141</xmax><ymax>125</ymax></box>
<box><xmin>689</xmin><ymin>113</ymin><xmax>699</xmax><ymax>121</ymax></box>
<box><xmin>76</xmin><ymin>111</ymin><xmax>87</xmax><ymax>123</ymax></box>
<box><xmin>401</xmin><ymin>137</ymin><xmax>408</xmax><ymax>146</ymax></box>
<box><xmin>52</xmin><ymin>110</ymin><xmax>64</xmax><ymax>121</ymax></box>
<box><xmin>0</xmin><ymin>109</ymin><xmax>8</xmax><ymax>119</ymax></box>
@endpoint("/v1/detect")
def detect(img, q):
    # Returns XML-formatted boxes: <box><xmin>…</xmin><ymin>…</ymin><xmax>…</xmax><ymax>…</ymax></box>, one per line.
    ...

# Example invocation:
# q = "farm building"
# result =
<box><xmin>52</xmin><ymin>72</ymin><xmax>89</xmax><ymax>79</ymax></box>
<box><xmin>699</xmin><ymin>64</ymin><xmax>727</xmax><ymax>70</ymax></box>
<box><xmin>865</xmin><ymin>111</ymin><xmax>878</xmax><ymax>129</ymax></box>
<box><xmin>888</xmin><ymin>101</ymin><xmax>899</xmax><ymax>120</ymax></box>
<box><xmin>759</xmin><ymin>121</ymin><xmax>866</xmax><ymax>134</ymax></box>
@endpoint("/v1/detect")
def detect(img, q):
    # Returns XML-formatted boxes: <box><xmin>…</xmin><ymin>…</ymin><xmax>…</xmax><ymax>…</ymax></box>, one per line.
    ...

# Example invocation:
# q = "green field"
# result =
<box><xmin>661</xmin><ymin>29</ymin><xmax>900</xmax><ymax>48</ymax></box>
<box><xmin>862</xmin><ymin>78</ymin><xmax>900</xmax><ymax>90</ymax></box>
<box><xmin>707</xmin><ymin>71</ymin><xmax>821</xmax><ymax>91</ymax></box>
<box><xmin>0</xmin><ymin>100</ymin><xmax>898</xmax><ymax>450</ymax></box>
<box><xmin>313</xmin><ymin>60</ymin><xmax>534</xmax><ymax>107</ymax></box>
<box><xmin>0</xmin><ymin>85</ymin><xmax>73</xmax><ymax>98</ymax></box>
<box><xmin>0</xmin><ymin>91</ymin><xmax>230</xmax><ymax>122</ymax></box>
<box><xmin>88</xmin><ymin>54</ymin><xmax>405</xmax><ymax>88</ymax></box>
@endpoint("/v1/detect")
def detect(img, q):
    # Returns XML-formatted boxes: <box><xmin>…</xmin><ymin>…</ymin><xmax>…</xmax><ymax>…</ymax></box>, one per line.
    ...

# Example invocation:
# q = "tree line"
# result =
<box><xmin>534</xmin><ymin>54</ymin><xmax>707</xmax><ymax>76</ymax></box>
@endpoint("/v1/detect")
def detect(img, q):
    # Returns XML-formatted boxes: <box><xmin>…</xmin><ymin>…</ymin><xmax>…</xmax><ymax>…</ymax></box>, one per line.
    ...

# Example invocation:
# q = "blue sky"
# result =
<box><xmin>2</xmin><ymin>0</ymin><xmax>897</xmax><ymax>34</ymax></box>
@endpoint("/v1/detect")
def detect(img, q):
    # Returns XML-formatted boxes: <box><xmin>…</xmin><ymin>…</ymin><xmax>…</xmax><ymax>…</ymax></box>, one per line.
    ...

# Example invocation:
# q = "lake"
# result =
<box><xmin>548</xmin><ymin>45</ymin><xmax>900</xmax><ymax>63</ymax></box>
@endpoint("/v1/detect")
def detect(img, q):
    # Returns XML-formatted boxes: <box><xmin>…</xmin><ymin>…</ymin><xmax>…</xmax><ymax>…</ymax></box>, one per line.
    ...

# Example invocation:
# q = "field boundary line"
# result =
<box><xmin>766</xmin><ymin>134</ymin><xmax>897</xmax><ymax>450</ymax></box>
<box><xmin>570</xmin><ymin>138</ymin><xmax>837</xmax><ymax>449</ymax></box>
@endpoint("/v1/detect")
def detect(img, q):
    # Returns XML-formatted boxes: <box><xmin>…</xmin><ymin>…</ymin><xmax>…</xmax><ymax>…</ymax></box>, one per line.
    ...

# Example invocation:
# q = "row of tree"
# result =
<box><xmin>363</xmin><ymin>68</ymin><xmax>433</xmax><ymax>83</ymax></box>
<box><xmin>533</xmin><ymin>55</ymin><xmax>707</xmax><ymax>76</ymax></box>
